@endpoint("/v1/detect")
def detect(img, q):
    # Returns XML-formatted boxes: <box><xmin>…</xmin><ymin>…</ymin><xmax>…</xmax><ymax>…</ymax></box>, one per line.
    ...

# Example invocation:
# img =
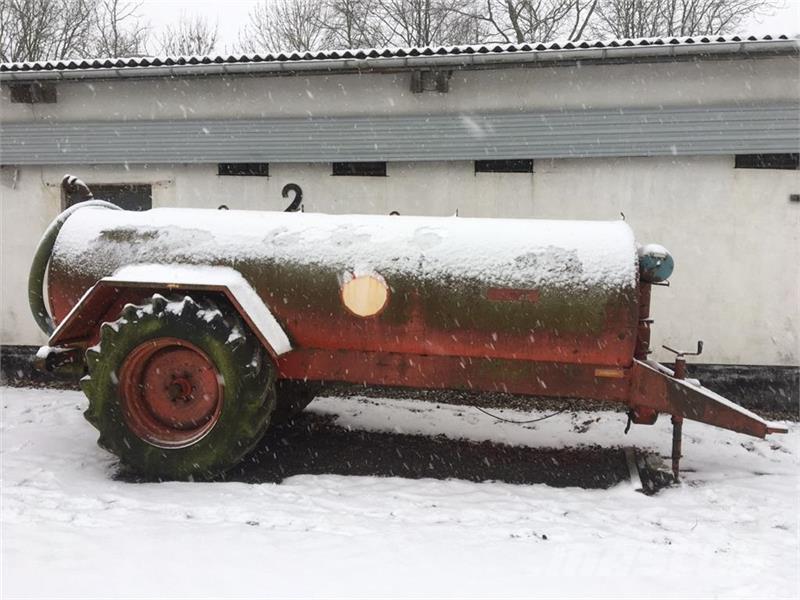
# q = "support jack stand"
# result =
<box><xmin>671</xmin><ymin>415</ymin><xmax>683</xmax><ymax>482</ymax></box>
<box><xmin>662</xmin><ymin>340</ymin><xmax>702</xmax><ymax>483</ymax></box>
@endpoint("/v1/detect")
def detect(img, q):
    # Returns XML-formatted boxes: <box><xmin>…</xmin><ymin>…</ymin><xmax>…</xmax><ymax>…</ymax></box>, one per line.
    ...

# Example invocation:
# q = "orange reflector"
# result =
<box><xmin>594</xmin><ymin>368</ymin><xmax>626</xmax><ymax>379</ymax></box>
<box><xmin>341</xmin><ymin>273</ymin><xmax>389</xmax><ymax>317</ymax></box>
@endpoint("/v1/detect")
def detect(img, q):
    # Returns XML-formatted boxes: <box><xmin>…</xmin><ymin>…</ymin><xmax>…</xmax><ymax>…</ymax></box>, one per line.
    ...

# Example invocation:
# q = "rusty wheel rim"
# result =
<box><xmin>119</xmin><ymin>338</ymin><xmax>224</xmax><ymax>448</ymax></box>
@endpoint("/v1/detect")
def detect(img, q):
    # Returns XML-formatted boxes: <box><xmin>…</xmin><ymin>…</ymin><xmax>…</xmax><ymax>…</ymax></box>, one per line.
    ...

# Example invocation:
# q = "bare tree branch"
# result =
<box><xmin>239</xmin><ymin>0</ymin><xmax>330</xmax><ymax>52</ymax></box>
<box><xmin>592</xmin><ymin>0</ymin><xmax>781</xmax><ymax>39</ymax></box>
<box><xmin>323</xmin><ymin>0</ymin><xmax>384</xmax><ymax>48</ymax></box>
<box><xmin>157</xmin><ymin>13</ymin><xmax>217</xmax><ymax>56</ymax></box>
<box><xmin>4</xmin><ymin>0</ymin><xmax>782</xmax><ymax>64</ymax></box>
<box><xmin>92</xmin><ymin>0</ymin><xmax>148</xmax><ymax>57</ymax></box>
<box><xmin>568</xmin><ymin>0</ymin><xmax>598</xmax><ymax>39</ymax></box>
<box><xmin>369</xmin><ymin>0</ymin><xmax>484</xmax><ymax>46</ymax></box>
<box><xmin>1</xmin><ymin>0</ymin><xmax>153</xmax><ymax>61</ymax></box>
<box><xmin>1</xmin><ymin>0</ymin><xmax>95</xmax><ymax>62</ymax></box>
<box><xmin>463</xmin><ymin>0</ymin><xmax>598</xmax><ymax>43</ymax></box>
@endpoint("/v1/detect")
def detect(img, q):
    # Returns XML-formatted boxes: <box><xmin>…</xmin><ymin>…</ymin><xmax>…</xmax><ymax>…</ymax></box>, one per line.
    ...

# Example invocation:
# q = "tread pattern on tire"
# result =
<box><xmin>81</xmin><ymin>293</ymin><xmax>275</xmax><ymax>480</ymax></box>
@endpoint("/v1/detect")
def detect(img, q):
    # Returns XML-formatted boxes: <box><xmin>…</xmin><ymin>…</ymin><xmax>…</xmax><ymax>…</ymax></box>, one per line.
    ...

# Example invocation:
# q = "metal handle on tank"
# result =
<box><xmin>28</xmin><ymin>191</ymin><xmax>121</xmax><ymax>335</ymax></box>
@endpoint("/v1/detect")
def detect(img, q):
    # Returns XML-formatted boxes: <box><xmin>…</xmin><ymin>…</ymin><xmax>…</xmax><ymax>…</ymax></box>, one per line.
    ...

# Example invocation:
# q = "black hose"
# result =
<box><xmin>28</xmin><ymin>200</ymin><xmax>121</xmax><ymax>335</ymax></box>
<box><xmin>474</xmin><ymin>406</ymin><xmax>565</xmax><ymax>424</ymax></box>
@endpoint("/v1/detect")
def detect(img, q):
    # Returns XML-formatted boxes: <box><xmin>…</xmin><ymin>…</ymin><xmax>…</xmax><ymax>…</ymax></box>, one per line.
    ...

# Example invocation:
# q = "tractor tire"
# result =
<box><xmin>272</xmin><ymin>380</ymin><xmax>322</xmax><ymax>425</ymax></box>
<box><xmin>81</xmin><ymin>293</ymin><xmax>275</xmax><ymax>480</ymax></box>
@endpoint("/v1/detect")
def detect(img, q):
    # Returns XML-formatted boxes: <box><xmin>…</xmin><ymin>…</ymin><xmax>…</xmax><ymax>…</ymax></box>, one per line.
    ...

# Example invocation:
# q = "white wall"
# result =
<box><xmin>2</xmin><ymin>157</ymin><xmax>797</xmax><ymax>366</ymax></box>
<box><xmin>1</xmin><ymin>56</ymin><xmax>797</xmax><ymax>123</ymax></box>
<box><xmin>532</xmin><ymin>156</ymin><xmax>800</xmax><ymax>366</ymax></box>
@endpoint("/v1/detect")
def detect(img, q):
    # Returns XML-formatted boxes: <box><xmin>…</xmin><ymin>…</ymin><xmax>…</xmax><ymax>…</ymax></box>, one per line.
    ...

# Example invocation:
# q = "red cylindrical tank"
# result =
<box><xmin>48</xmin><ymin>208</ymin><xmax>640</xmax><ymax>370</ymax></box>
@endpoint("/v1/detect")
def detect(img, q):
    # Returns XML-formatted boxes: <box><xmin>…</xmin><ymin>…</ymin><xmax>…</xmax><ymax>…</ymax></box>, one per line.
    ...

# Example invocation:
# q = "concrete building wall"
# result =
<box><xmin>1</xmin><ymin>56</ymin><xmax>796</xmax><ymax>123</ymax></box>
<box><xmin>2</xmin><ymin>156</ymin><xmax>798</xmax><ymax>366</ymax></box>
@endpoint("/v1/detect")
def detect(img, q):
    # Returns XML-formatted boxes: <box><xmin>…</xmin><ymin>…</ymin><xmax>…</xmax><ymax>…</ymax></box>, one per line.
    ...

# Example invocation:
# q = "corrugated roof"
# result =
<box><xmin>1</xmin><ymin>34</ymin><xmax>795</xmax><ymax>75</ymax></box>
<box><xmin>3</xmin><ymin>106</ymin><xmax>797</xmax><ymax>164</ymax></box>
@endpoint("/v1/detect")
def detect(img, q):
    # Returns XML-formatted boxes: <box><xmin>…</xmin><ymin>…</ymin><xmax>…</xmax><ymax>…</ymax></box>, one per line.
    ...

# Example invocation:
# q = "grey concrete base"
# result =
<box><xmin>2</xmin><ymin>344</ymin><xmax>797</xmax><ymax>417</ymax></box>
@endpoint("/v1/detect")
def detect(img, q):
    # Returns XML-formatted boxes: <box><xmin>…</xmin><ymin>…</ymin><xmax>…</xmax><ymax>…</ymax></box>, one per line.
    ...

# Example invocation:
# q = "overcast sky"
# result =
<box><xmin>140</xmin><ymin>0</ymin><xmax>799</xmax><ymax>54</ymax></box>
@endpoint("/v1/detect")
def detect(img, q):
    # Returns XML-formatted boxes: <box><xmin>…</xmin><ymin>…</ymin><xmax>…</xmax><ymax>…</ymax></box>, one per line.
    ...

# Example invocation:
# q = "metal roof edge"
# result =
<box><xmin>1</xmin><ymin>36</ymin><xmax>796</xmax><ymax>82</ymax></box>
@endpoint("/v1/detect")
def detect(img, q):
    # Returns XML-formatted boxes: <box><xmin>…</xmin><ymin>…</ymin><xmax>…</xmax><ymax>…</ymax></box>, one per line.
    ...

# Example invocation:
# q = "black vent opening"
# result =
<box><xmin>734</xmin><ymin>154</ymin><xmax>799</xmax><ymax>170</ymax></box>
<box><xmin>218</xmin><ymin>163</ymin><xmax>270</xmax><ymax>176</ymax></box>
<box><xmin>65</xmin><ymin>184</ymin><xmax>152</xmax><ymax>211</ymax></box>
<box><xmin>9</xmin><ymin>82</ymin><xmax>57</xmax><ymax>103</ymax></box>
<box><xmin>475</xmin><ymin>159</ymin><xmax>533</xmax><ymax>173</ymax></box>
<box><xmin>332</xmin><ymin>162</ymin><xmax>387</xmax><ymax>176</ymax></box>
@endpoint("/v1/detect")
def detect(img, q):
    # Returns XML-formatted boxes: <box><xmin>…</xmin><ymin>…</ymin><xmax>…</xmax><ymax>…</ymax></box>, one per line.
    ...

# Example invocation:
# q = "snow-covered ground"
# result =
<box><xmin>2</xmin><ymin>386</ymin><xmax>798</xmax><ymax>599</ymax></box>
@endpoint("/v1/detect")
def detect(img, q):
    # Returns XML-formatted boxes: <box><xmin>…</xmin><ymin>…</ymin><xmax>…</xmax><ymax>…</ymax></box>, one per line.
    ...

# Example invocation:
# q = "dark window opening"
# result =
<box><xmin>410</xmin><ymin>70</ymin><xmax>450</xmax><ymax>93</ymax></box>
<box><xmin>65</xmin><ymin>184</ymin><xmax>152</xmax><ymax>211</ymax></box>
<box><xmin>218</xmin><ymin>162</ymin><xmax>269</xmax><ymax>176</ymax></box>
<box><xmin>9</xmin><ymin>82</ymin><xmax>57</xmax><ymax>104</ymax></box>
<box><xmin>332</xmin><ymin>162</ymin><xmax>387</xmax><ymax>177</ymax></box>
<box><xmin>475</xmin><ymin>159</ymin><xmax>533</xmax><ymax>173</ymax></box>
<box><xmin>735</xmin><ymin>154</ymin><xmax>799</xmax><ymax>170</ymax></box>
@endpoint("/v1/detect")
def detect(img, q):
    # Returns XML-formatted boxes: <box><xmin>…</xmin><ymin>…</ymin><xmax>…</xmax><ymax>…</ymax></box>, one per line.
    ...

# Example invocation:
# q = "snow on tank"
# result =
<box><xmin>51</xmin><ymin>207</ymin><xmax>638</xmax><ymax>293</ymax></box>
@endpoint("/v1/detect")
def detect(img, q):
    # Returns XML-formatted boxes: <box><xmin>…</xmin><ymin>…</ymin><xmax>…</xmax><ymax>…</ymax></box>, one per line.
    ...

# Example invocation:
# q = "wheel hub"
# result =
<box><xmin>119</xmin><ymin>338</ymin><xmax>223</xmax><ymax>448</ymax></box>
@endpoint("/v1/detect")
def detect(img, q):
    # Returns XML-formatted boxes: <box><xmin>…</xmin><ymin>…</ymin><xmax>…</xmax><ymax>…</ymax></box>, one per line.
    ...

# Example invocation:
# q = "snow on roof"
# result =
<box><xmin>1</xmin><ymin>34</ymin><xmax>795</xmax><ymax>77</ymax></box>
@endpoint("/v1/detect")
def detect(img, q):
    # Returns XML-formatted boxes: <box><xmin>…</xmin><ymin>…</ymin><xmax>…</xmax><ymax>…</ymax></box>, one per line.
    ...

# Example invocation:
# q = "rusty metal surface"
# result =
<box><xmin>47</xmin><ymin>211</ymin><xmax>640</xmax><ymax>370</ymax></box>
<box><xmin>51</xmin><ymin>275</ymin><xmax>638</xmax><ymax>369</ymax></box>
<box><xmin>50</xmin><ymin>281</ymin><xmax>637</xmax><ymax>402</ymax></box>
<box><xmin>630</xmin><ymin>360</ymin><xmax>780</xmax><ymax>438</ymax></box>
<box><xmin>119</xmin><ymin>337</ymin><xmax>223</xmax><ymax>448</ymax></box>
<box><xmin>276</xmin><ymin>349</ymin><xmax>631</xmax><ymax>400</ymax></box>
<box><xmin>635</xmin><ymin>283</ymin><xmax>651</xmax><ymax>360</ymax></box>
<box><xmin>47</xmin><ymin>278</ymin><xmax>633</xmax><ymax>402</ymax></box>
<box><xmin>49</xmin><ymin>274</ymin><xmax>639</xmax><ymax>368</ymax></box>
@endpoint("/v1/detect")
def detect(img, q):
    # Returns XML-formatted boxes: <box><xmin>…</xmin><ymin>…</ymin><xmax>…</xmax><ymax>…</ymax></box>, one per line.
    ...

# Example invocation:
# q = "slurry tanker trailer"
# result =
<box><xmin>29</xmin><ymin>176</ymin><xmax>786</xmax><ymax>480</ymax></box>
